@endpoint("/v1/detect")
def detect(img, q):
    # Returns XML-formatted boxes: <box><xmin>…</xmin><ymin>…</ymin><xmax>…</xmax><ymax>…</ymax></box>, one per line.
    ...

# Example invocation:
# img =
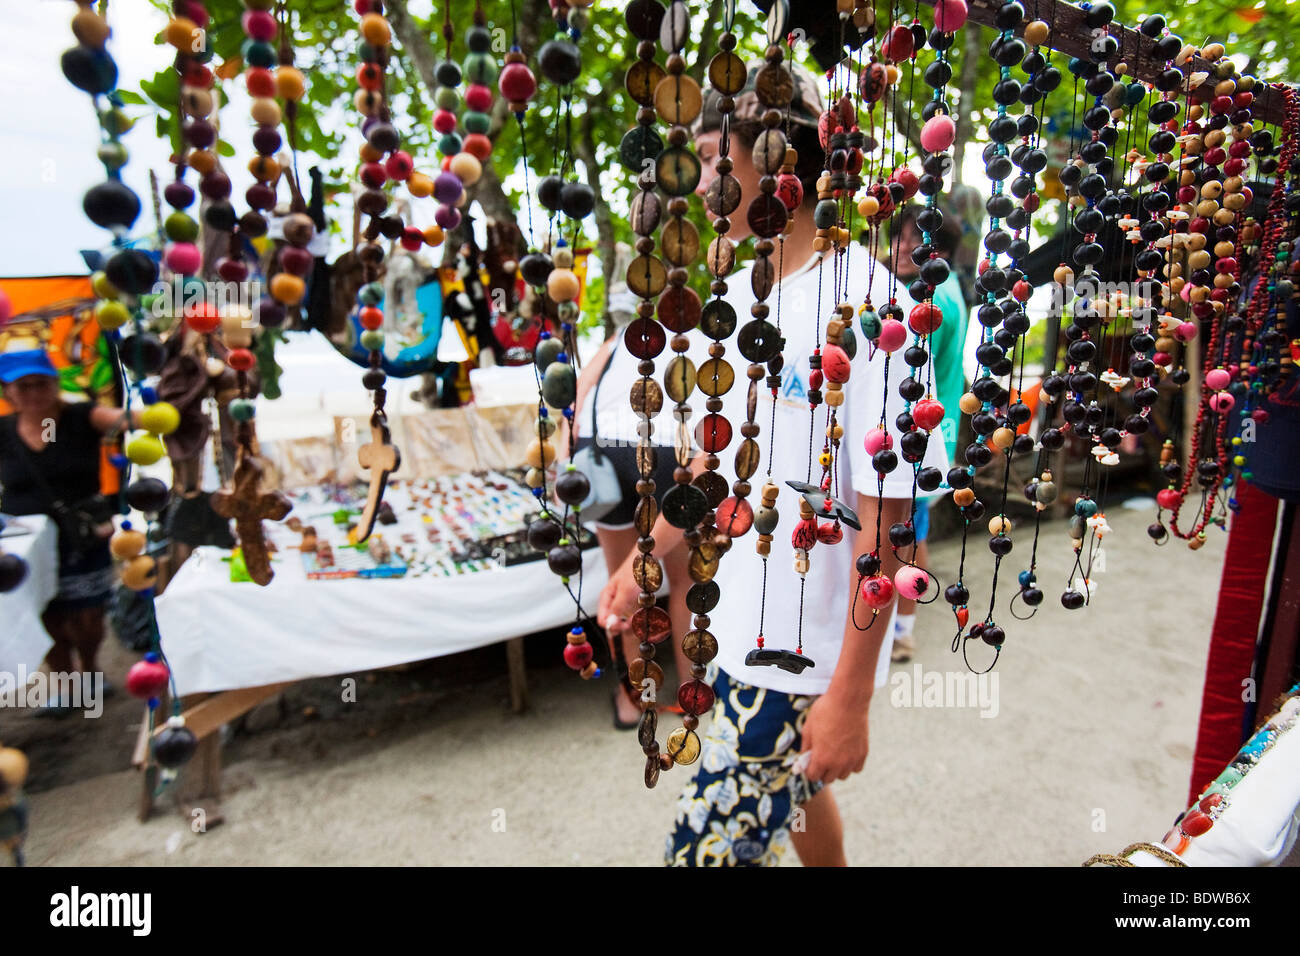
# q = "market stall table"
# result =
<box><xmin>143</xmin><ymin>473</ymin><xmax>606</xmax><ymax>822</ymax></box>
<box><xmin>0</xmin><ymin>514</ymin><xmax>58</xmax><ymax>677</ymax></box>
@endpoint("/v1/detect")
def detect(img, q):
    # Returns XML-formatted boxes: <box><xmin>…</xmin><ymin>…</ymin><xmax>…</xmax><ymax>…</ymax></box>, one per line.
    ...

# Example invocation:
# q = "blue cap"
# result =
<box><xmin>0</xmin><ymin>349</ymin><xmax>58</xmax><ymax>384</ymax></box>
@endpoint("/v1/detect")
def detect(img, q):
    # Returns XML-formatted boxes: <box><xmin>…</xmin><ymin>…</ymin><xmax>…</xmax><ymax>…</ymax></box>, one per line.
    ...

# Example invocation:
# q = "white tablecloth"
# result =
<box><xmin>0</xmin><ymin>515</ymin><xmax>58</xmax><ymax>675</ymax></box>
<box><xmin>155</xmin><ymin>543</ymin><xmax>608</xmax><ymax>695</ymax></box>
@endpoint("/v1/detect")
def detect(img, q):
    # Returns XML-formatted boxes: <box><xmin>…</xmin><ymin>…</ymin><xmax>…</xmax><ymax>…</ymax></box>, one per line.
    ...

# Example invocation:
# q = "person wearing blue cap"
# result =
<box><xmin>0</xmin><ymin>348</ymin><xmax>146</xmax><ymax>713</ymax></box>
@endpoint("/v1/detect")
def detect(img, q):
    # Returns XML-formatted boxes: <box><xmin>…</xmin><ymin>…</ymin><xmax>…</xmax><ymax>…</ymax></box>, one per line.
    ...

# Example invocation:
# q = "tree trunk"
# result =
<box><xmin>576</xmin><ymin>95</ymin><xmax>617</xmax><ymax>337</ymax></box>
<box><xmin>952</xmin><ymin>24</ymin><xmax>983</xmax><ymax>186</ymax></box>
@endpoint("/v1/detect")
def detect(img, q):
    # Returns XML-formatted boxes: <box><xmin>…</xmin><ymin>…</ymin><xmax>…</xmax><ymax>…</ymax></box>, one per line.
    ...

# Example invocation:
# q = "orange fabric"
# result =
<box><xmin>0</xmin><ymin>276</ymin><xmax>92</xmax><ymax>317</ymax></box>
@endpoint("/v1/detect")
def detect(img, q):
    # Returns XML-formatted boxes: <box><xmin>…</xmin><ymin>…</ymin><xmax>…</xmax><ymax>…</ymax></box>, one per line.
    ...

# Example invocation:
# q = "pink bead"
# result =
<box><xmin>1153</xmin><ymin>351</ymin><xmax>1173</xmax><ymax>367</ymax></box>
<box><xmin>877</xmin><ymin>318</ymin><xmax>908</xmax><ymax>352</ymax></box>
<box><xmin>1210</xmin><ymin>392</ymin><xmax>1235</xmax><ymax>413</ymax></box>
<box><xmin>934</xmin><ymin>0</ymin><xmax>969</xmax><ymax>33</ymax></box>
<box><xmin>864</xmin><ymin>427</ymin><xmax>893</xmax><ymax>455</ymax></box>
<box><xmin>241</xmin><ymin>9</ymin><xmax>277</xmax><ymax>41</ymax></box>
<box><xmin>563</xmin><ymin>641</ymin><xmax>593</xmax><ymax>671</ymax></box>
<box><xmin>1205</xmin><ymin>368</ymin><xmax>1232</xmax><ymax>390</ymax></box>
<box><xmin>435</xmin><ymin>203</ymin><xmax>462</xmax><ymax>230</ymax></box>
<box><xmin>0</xmin><ymin>288</ymin><xmax>11</xmax><ymax>324</ymax></box>
<box><xmin>165</xmin><ymin>242</ymin><xmax>202</xmax><ymax>276</ymax></box>
<box><xmin>895</xmin><ymin>566</ymin><xmax>929</xmax><ymax>601</ymax></box>
<box><xmin>465</xmin><ymin>83</ymin><xmax>493</xmax><ymax>112</ymax></box>
<box><xmin>1176</xmin><ymin>322</ymin><xmax>1198</xmax><ymax>342</ymax></box>
<box><xmin>920</xmin><ymin>114</ymin><xmax>957</xmax><ymax>153</ymax></box>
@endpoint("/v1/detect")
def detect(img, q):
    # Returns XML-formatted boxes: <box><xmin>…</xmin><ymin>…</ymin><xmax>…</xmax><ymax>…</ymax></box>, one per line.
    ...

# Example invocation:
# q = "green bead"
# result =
<box><xmin>360</xmin><ymin>329</ymin><xmax>385</xmax><ymax>351</ymax></box>
<box><xmin>435</xmin><ymin>87</ymin><xmax>460</xmax><ymax>110</ymax></box>
<box><xmin>358</xmin><ymin>40</ymin><xmax>382</xmax><ymax>63</ymax></box>
<box><xmin>463</xmin><ymin>110</ymin><xmax>491</xmax><ymax>135</ymax></box>
<box><xmin>164</xmin><ymin>211</ymin><xmax>199</xmax><ymax>243</ymax></box>
<box><xmin>359</xmin><ymin>282</ymin><xmax>384</xmax><ymax>306</ymax></box>
<box><xmin>462</xmin><ymin>52</ymin><xmax>498</xmax><ymax>86</ymax></box>
<box><xmin>438</xmin><ymin>132</ymin><xmax>463</xmax><ymax>156</ymax></box>
<box><xmin>242</xmin><ymin>39</ymin><xmax>276</xmax><ymax>69</ymax></box>
<box><xmin>859</xmin><ymin>308</ymin><xmax>881</xmax><ymax>339</ymax></box>
<box><xmin>229</xmin><ymin>398</ymin><xmax>256</xmax><ymax>422</ymax></box>
<box><xmin>1075</xmin><ymin>498</ymin><xmax>1098</xmax><ymax>518</ymax></box>
<box><xmin>99</xmin><ymin>108</ymin><xmax>132</xmax><ymax>136</ymax></box>
<box><xmin>97</xmin><ymin>142</ymin><xmax>128</xmax><ymax>171</ymax></box>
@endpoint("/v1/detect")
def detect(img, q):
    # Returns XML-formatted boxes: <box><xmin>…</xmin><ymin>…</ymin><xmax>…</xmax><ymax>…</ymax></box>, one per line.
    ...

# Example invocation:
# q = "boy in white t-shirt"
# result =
<box><xmin>597</xmin><ymin>67</ymin><xmax>950</xmax><ymax>866</ymax></box>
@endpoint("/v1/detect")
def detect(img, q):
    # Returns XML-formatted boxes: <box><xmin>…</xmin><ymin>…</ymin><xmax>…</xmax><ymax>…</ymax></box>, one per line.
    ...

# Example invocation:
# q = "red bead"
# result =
<box><xmin>227</xmin><ymin>348</ymin><xmax>255</xmax><ymax>371</ymax></box>
<box><xmin>183</xmin><ymin>63</ymin><xmax>213</xmax><ymax>89</ymax></box>
<box><xmin>359</xmin><ymin>307</ymin><xmax>384</xmax><ymax>330</ymax></box>
<box><xmin>1203</xmin><ymin>146</ymin><xmax>1226</xmax><ymax>166</ymax></box>
<box><xmin>563</xmin><ymin>641</ymin><xmax>593</xmax><ymax>671</ymax></box>
<box><xmin>1180</xmin><ymin>809</ymin><xmax>1213</xmax><ymax>837</ymax></box>
<box><xmin>125</xmin><ymin>658</ymin><xmax>169</xmax><ymax>699</ymax></box>
<box><xmin>1189</xmin><ymin>216</ymin><xmax>1210</xmax><ymax>234</ymax></box>
<box><xmin>912</xmin><ymin>397</ymin><xmax>945</xmax><ymax>431</ymax></box>
<box><xmin>385</xmin><ymin>150</ymin><xmax>413</xmax><ymax>181</ymax></box>
<box><xmin>860</xmin><ymin>574</ymin><xmax>895</xmax><ymax>609</ymax></box>
<box><xmin>357</xmin><ymin>62</ymin><xmax>383</xmax><ymax>91</ymax></box>
<box><xmin>279</xmin><ymin>245</ymin><xmax>314</xmax><ymax>276</ymax></box>
<box><xmin>185</xmin><ymin>304</ymin><xmax>220</xmax><ymax>335</ymax></box>
<box><xmin>246</xmin><ymin>67</ymin><xmax>275</xmax><ymax>98</ymax></box>
<box><xmin>465</xmin><ymin>83</ymin><xmax>493</xmax><ymax>112</ymax></box>
<box><xmin>1229</xmin><ymin>139</ymin><xmax>1252</xmax><ymax>158</ymax></box>
<box><xmin>1156</xmin><ymin>488</ymin><xmax>1183</xmax><ymax>510</ymax></box>
<box><xmin>1177</xmin><ymin>185</ymin><xmax>1197</xmax><ymax>204</ymax></box>
<box><xmin>776</xmin><ymin>173</ymin><xmax>803</xmax><ymax>212</ymax></box>
<box><xmin>1211</xmin><ymin>95</ymin><xmax>1233</xmax><ymax>114</ymax></box>
<box><xmin>1023</xmin><ymin>193</ymin><xmax>1041</xmax><ymax>213</ymax></box>
<box><xmin>791</xmin><ymin>518</ymin><xmax>818</xmax><ymax>550</ymax></box>
<box><xmin>678</xmin><ymin>679</ymin><xmax>714</xmax><ymax>716</ymax></box>
<box><xmin>889</xmin><ymin>165</ymin><xmax>920</xmax><ymax>200</ymax></box>
<box><xmin>907</xmin><ymin>301</ymin><xmax>943</xmax><ymax>335</ymax></box>
<box><xmin>354</xmin><ymin>0</ymin><xmax>383</xmax><ymax>13</ymax></box>
<box><xmin>808</xmin><ymin>369</ymin><xmax>824</xmax><ymax>390</ymax></box>
<box><xmin>1012</xmin><ymin>279</ymin><xmax>1032</xmax><ymax>302</ymax></box>
<box><xmin>694</xmin><ymin>413</ymin><xmax>732</xmax><ymax>453</ymax></box>
<box><xmin>216</xmin><ymin>256</ymin><xmax>249</xmax><ymax>283</ymax></box>
<box><xmin>463</xmin><ymin>133</ymin><xmax>492</xmax><ymax>161</ymax></box>
<box><xmin>1223</xmin><ymin>158</ymin><xmax>1245</xmax><ymax>176</ymax></box>
<box><xmin>816</xmin><ymin>522</ymin><xmax>843</xmax><ymax>545</ymax></box>
<box><xmin>498</xmin><ymin>62</ymin><xmax>537</xmax><ymax>103</ymax></box>
<box><xmin>714</xmin><ymin>496</ymin><xmax>753</xmax><ymax>537</ymax></box>
<box><xmin>821</xmin><ymin>343</ymin><xmax>852</xmax><ymax>383</ymax></box>
<box><xmin>1234</xmin><ymin>91</ymin><xmax>1254</xmax><ymax>109</ymax></box>
<box><xmin>1198</xmin><ymin>792</ymin><xmax>1223</xmax><ymax>812</ymax></box>
<box><xmin>433</xmin><ymin>108</ymin><xmax>457</xmax><ymax>134</ymax></box>
<box><xmin>241</xmin><ymin>9</ymin><xmax>277</xmax><ymax>41</ymax></box>
<box><xmin>955</xmin><ymin>606</ymin><xmax>969</xmax><ymax>628</ymax></box>
<box><xmin>360</xmin><ymin>161</ymin><xmax>387</xmax><ymax>188</ymax></box>
<box><xmin>882</xmin><ymin>23</ymin><xmax>914</xmax><ymax>61</ymax></box>
<box><xmin>400</xmin><ymin>226</ymin><xmax>424</xmax><ymax>251</ymax></box>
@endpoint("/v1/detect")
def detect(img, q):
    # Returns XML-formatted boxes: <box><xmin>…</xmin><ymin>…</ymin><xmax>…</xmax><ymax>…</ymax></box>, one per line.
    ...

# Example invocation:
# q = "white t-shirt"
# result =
<box><xmin>577</xmin><ymin>333</ymin><xmax>679</xmax><ymax>448</ymax></box>
<box><xmin>697</xmin><ymin>244</ymin><xmax>951</xmax><ymax>697</ymax></box>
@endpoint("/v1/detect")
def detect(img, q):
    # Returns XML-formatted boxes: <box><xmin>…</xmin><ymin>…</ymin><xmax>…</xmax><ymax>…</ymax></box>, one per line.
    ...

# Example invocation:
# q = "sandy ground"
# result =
<box><xmin>4</xmin><ymin>501</ymin><xmax>1230</xmax><ymax>866</ymax></box>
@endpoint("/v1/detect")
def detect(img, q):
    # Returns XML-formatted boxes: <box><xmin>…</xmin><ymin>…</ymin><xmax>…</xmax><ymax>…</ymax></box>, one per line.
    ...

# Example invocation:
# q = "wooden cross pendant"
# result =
<box><xmin>212</xmin><ymin>453</ymin><xmax>292</xmax><ymax>586</ymax></box>
<box><xmin>356</xmin><ymin>413</ymin><xmax>400</xmax><ymax>544</ymax></box>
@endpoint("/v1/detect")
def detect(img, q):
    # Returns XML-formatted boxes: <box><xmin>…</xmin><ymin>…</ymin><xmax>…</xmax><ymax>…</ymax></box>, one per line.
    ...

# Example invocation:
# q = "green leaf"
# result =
<box><xmin>217</xmin><ymin>139</ymin><xmax>236</xmax><ymax>158</ymax></box>
<box><xmin>116</xmin><ymin>90</ymin><xmax>146</xmax><ymax>106</ymax></box>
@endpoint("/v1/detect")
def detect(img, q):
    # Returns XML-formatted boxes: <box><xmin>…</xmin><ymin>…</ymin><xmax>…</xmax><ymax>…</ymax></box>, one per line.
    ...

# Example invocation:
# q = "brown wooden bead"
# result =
<box><xmin>630</xmin><ymin>377</ymin><xmax>664</xmax><ymax>417</ymax></box>
<box><xmin>634</xmin><ymin>553</ymin><xmax>664</xmax><ymax>591</ymax></box>
<box><xmin>708</xmin><ymin>50</ymin><xmax>747</xmax><ymax>94</ymax></box>
<box><xmin>755</xmin><ymin>62</ymin><xmax>794</xmax><ymax>107</ymax></box>
<box><xmin>664</xmin><ymin>355</ymin><xmax>697</xmax><ymax>403</ymax></box>
<box><xmin>751</xmin><ymin>255</ymin><xmax>775</xmax><ymax>299</ymax></box>
<box><xmin>625</xmin><ymin>60</ymin><xmax>666</xmax><ymax>105</ymax></box>
<box><xmin>706</xmin><ymin>236</ymin><xmax>736</xmax><ymax>277</ymax></box>
<box><xmin>661</xmin><ymin>217</ymin><xmax>700</xmax><ymax>266</ymax></box>
<box><xmin>682</xmin><ymin>628</ymin><xmax>719</xmax><ymax>663</ymax></box>
<box><xmin>630</xmin><ymin>190</ymin><xmax>661</xmax><ymax>236</ymax></box>
<box><xmin>697</xmin><ymin>357</ymin><xmax>735</xmax><ymax>396</ymax></box>
<box><xmin>654</xmin><ymin>73</ymin><xmax>703</xmax><ymax>126</ymax></box>
<box><xmin>705</xmin><ymin>173</ymin><xmax>742</xmax><ymax>217</ymax></box>
<box><xmin>626</xmin><ymin>255</ymin><xmax>667</xmax><ymax>298</ymax></box>
<box><xmin>635</xmin><ymin>496</ymin><xmax>659</xmax><ymax>536</ymax></box>
<box><xmin>734</xmin><ymin>438</ymin><xmax>760</xmax><ymax>480</ymax></box>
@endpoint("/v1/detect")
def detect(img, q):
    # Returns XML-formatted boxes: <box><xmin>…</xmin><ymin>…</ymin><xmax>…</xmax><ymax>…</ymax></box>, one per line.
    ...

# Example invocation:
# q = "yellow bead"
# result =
<box><xmin>407</xmin><ymin>171</ymin><xmax>434</xmax><ymax>198</ymax></box>
<box><xmin>525</xmin><ymin>439</ymin><xmax>556</xmax><ymax>469</ymax></box>
<box><xmin>140</xmin><ymin>401</ymin><xmax>181</xmax><ymax>436</ymax></box>
<box><xmin>959</xmin><ymin>392</ymin><xmax>981</xmax><ymax>415</ymax></box>
<box><xmin>857</xmin><ymin>196</ymin><xmax>879</xmax><ymax>218</ymax></box>
<box><xmin>988</xmin><ymin>515</ymin><xmax>1013</xmax><ymax>536</ymax></box>
<box><xmin>276</xmin><ymin>66</ymin><xmax>306</xmax><ymax>101</ymax></box>
<box><xmin>95</xmin><ymin>299</ymin><xmax>130</xmax><ymax>330</ymax></box>
<box><xmin>361</xmin><ymin>13</ymin><xmax>391</xmax><ymax>46</ymax></box>
<box><xmin>166</xmin><ymin>17</ymin><xmax>200</xmax><ymax>52</ymax></box>
<box><xmin>991</xmin><ymin>427</ymin><xmax>1015</xmax><ymax>450</ymax></box>
<box><xmin>1233</xmin><ymin>455</ymin><xmax>1246</xmax><ymax>466</ymax></box>
<box><xmin>0</xmin><ymin>747</ymin><xmax>29</xmax><ymax>790</ymax></box>
<box><xmin>818</xmin><ymin>451</ymin><xmax>832</xmax><ymax>467</ymax></box>
<box><xmin>110</xmin><ymin>529</ymin><xmax>147</xmax><ymax>560</ymax></box>
<box><xmin>126</xmin><ymin>433</ymin><xmax>166</xmax><ymax>466</ymax></box>
<box><xmin>91</xmin><ymin>271</ymin><xmax>120</xmax><ymax>300</ymax></box>
<box><xmin>422</xmin><ymin>224</ymin><xmax>444</xmax><ymax>247</ymax></box>
<box><xmin>188</xmin><ymin>150</ymin><xmax>217</xmax><ymax>175</ymax></box>
<box><xmin>546</xmin><ymin>268</ymin><xmax>580</xmax><ymax>303</ymax></box>
<box><xmin>666</xmin><ymin>727</ymin><xmax>700</xmax><ymax>766</ymax></box>
<box><xmin>121</xmin><ymin>555</ymin><xmax>158</xmax><ymax>591</ymax></box>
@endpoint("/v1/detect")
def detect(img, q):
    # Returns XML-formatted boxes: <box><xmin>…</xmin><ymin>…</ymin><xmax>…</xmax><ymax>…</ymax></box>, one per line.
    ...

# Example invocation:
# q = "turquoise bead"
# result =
<box><xmin>463</xmin><ymin>111</ymin><xmax>491</xmax><ymax>135</ymax></box>
<box><xmin>438</xmin><ymin>132</ymin><xmax>463</xmax><ymax>156</ymax></box>
<box><xmin>242</xmin><ymin>39</ymin><xmax>276</xmax><ymax>69</ymax></box>
<box><xmin>229</xmin><ymin>398</ymin><xmax>256</xmax><ymax>422</ymax></box>
<box><xmin>359</xmin><ymin>282</ymin><xmax>384</xmax><ymax>306</ymax></box>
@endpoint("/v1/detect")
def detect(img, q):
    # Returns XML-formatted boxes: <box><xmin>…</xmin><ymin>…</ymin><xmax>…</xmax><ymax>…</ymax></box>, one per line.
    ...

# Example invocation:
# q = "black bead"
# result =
<box><xmin>889</xmin><ymin>522</ymin><xmax>915</xmax><ymax>548</ymax></box>
<box><xmin>537</xmin><ymin>175</ymin><xmax>564</xmax><ymax>211</ymax></box>
<box><xmin>947</xmin><ymin>467</ymin><xmax>973</xmax><ymax>490</ymax></box>
<box><xmin>873</xmin><ymin>449</ymin><xmax>899</xmax><ymax>474</ymax></box>
<box><xmin>945</xmin><ymin>583</ymin><xmax>969</xmax><ymax>606</ymax></box>
<box><xmin>989</xmin><ymin>535</ymin><xmax>1013</xmax><ymax>556</ymax></box>
<box><xmin>899</xmin><ymin>376</ymin><xmax>926</xmax><ymax>402</ymax></box>
<box><xmin>537</xmin><ymin>38</ymin><xmax>582</xmax><ymax>85</ymax></box>
<box><xmin>917</xmin><ymin>466</ymin><xmax>943</xmax><ymax>492</ymax></box>
<box><xmin>1060</xmin><ymin>588</ymin><xmax>1086</xmax><ymax>610</ymax></box>
<box><xmin>1040</xmin><ymin>428</ymin><xmax>1065</xmax><ymax>451</ymax></box>
<box><xmin>126</xmin><ymin>477</ymin><xmax>170</xmax><ymax>514</ymax></box>
<box><xmin>1012</xmin><ymin>434</ymin><xmax>1035</xmax><ymax>456</ymax></box>
<box><xmin>966</xmin><ymin>442</ymin><xmax>993</xmax><ymax>467</ymax></box>
<box><xmin>904</xmin><ymin>345</ymin><xmax>930</xmax><ymax>368</ymax></box>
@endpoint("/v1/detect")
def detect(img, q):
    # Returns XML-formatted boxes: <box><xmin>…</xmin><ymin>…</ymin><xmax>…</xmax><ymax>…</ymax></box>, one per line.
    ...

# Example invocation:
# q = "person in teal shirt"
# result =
<box><xmin>886</xmin><ymin>203</ymin><xmax>969</xmax><ymax>661</ymax></box>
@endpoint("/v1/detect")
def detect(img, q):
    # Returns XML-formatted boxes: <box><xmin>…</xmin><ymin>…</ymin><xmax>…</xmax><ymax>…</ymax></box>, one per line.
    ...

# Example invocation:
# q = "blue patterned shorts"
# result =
<box><xmin>665</xmin><ymin>667</ymin><xmax>822</xmax><ymax>867</ymax></box>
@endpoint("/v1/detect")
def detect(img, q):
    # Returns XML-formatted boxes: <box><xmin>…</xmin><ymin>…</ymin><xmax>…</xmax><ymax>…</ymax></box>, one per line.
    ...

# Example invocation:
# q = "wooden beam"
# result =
<box><xmin>913</xmin><ymin>0</ymin><xmax>1289</xmax><ymax>126</ymax></box>
<box><xmin>151</xmin><ymin>683</ymin><xmax>292</xmax><ymax>742</ymax></box>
